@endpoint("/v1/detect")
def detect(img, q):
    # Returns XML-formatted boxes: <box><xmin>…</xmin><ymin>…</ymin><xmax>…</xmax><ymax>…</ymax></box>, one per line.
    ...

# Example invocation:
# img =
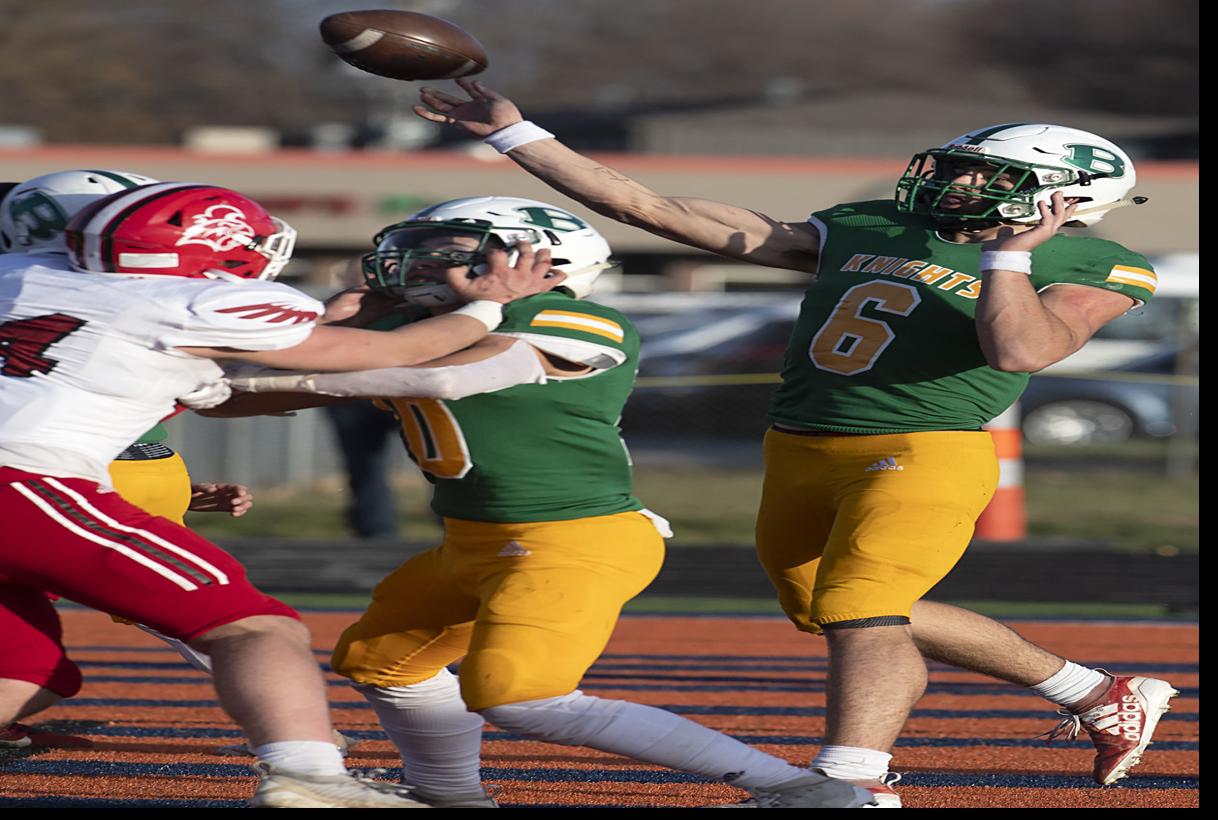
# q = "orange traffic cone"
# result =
<box><xmin>976</xmin><ymin>404</ymin><xmax>1027</xmax><ymax>541</ymax></box>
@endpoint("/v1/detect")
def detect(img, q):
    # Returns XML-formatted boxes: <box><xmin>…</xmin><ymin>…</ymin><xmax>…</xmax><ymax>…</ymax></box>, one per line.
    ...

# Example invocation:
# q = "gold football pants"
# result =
<box><xmin>755</xmin><ymin>428</ymin><xmax>998</xmax><ymax>633</ymax></box>
<box><xmin>331</xmin><ymin>511</ymin><xmax>665</xmax><ymax>710</ymax></box>
<box><xmin>108</xmin><ymin>452</ymin><xmax>192</xmax><ymax>525</ymax></box>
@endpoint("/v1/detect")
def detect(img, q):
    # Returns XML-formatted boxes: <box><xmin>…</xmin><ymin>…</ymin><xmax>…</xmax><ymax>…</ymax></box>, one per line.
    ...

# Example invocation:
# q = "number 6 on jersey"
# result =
<box><xmin>809</xmin><ymin>281</ymin><xmax>921</xmax><ymax>376</ymax></box>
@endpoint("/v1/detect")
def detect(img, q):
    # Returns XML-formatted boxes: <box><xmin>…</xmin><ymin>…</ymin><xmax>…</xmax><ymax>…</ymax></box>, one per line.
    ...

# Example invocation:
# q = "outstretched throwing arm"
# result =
<box><xmin>415</xmin><ymin>79</ymin><xmax>820</xmax><ymax>273</ymax></box>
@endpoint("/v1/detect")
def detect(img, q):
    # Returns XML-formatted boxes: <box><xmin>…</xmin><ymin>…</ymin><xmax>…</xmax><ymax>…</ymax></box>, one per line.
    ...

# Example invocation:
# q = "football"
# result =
<box><xmin>319</xmin><ymin>10</ymin><xmax>488</xmax><ymax>81</ymax></box>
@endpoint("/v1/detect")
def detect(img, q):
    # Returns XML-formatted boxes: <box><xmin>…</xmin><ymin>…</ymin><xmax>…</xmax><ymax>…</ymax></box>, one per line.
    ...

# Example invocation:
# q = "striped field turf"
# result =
<box><xmin>0</xmin><ymin>611</ymin><xmax>1198</xmax><ymax>808</ymax></box>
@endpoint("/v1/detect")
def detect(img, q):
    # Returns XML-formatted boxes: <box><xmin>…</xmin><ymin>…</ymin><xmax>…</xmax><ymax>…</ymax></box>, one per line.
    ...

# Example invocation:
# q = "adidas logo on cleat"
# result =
<box><xmin>864</xmin><ymin>457</ymin><xmax>904</xmax><ymax>472</ymax></box>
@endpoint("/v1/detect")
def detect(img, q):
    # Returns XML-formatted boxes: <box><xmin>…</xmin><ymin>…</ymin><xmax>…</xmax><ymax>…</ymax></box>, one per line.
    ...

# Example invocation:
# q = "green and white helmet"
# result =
<box><xmin>363</xmin><ymin>196</ymin><xmax>615</xmax><ymax>308</ymax></box>
<box><xmin>895</xmin><ymin>123</ymin><xmax>1137</xmax><ymax>228</ymax></box>
<box><xmin>0</xmin><ymin>169</ymin><xmax>159</xmax><ymax>254</ymax></box>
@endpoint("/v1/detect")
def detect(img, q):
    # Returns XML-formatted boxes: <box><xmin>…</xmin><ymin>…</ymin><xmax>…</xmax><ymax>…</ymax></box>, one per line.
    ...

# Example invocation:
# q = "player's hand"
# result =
<box><xmin>414</xmin><ymin>79</ymin><xmax>523</xmax><ymax>138</ymax></box>
<box><xmin>188</xmin><ymin>483</ymin><xmax>253</xmax><ymax>517</ymax></box>
<box><xmin>177</xmin><ymin>380</ymin><xmax>233</xmax><ymax>410</ymax></box>
<box><xmin>321</xmin><ymin>286</ymin><xmax>398</xmax><ymax>327</ymax></box>
<box><xmin>983</xmin><ymin>192</ymin><xmax>1079</xmax><ymax>253</ymax></box>
<box><xmin>447</xmin><ymin>240</ymin><xmax>565</xmax><ymax>304</ymax></box>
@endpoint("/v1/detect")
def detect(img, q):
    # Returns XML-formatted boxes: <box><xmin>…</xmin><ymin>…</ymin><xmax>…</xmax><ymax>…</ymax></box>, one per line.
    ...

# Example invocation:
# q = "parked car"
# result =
<box><xmin>1020</xmin><ymin>347</ymin><xmax>1198</xmax><ymax>445</ymax></box>
<box><xmin>606</xmin><ymin>294</ymin><xmax>1198</xmax><ymax>445</ymax></box>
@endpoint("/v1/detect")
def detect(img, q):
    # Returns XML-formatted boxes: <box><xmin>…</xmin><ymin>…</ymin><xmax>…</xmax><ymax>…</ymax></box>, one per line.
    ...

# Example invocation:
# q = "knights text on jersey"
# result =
<box><xmin>377</xmin><ymin>292</ymin><xmax>642</xmax><ymax>523</ymax></box>
<box><xmin>767</xmin><ymin>200</ymin><xmax>1156</xmax><ymax>433</ymax></box>
<box><xmin>0</xmin><ymin>256</ymin><xmax>323</xmax><ymax>482</ymax></box>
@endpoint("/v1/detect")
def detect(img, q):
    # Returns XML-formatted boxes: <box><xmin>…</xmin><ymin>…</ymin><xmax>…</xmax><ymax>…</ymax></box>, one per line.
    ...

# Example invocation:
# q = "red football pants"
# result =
<box><xmin>0</xmin><ymin>466</ymin><xmax>297</xmax><ymax>692</ymax></box>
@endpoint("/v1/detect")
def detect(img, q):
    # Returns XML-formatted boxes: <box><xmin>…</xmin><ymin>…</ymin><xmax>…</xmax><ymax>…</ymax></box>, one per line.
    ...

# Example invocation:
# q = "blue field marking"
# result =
<box><xmin>478</xmin><ymin>733</ymin><xmax>1201</xmax><ymax>752</ymax></box>
<box><xmin>74</xmin><ymin>660</ymin><xmax>213</xmax><ymax>670</ymax></box>
<box><xmin>585</xmin><ymin>680</ymin><xmax>1203</xmax><ymax>697</ymax></box>
<box><xmin>648</xmin><ymin>704</ymin><xmax>1202</xmax><ymax>722</ymax></box>
<box><xmin>580</xmin><ymin>671</ymin><xmax>1201</xmax><ymax>697</ymax></box>
<box><xmin>77</xmin><ymin>675</ymin><xmax>351</xmax><ymax>686</ymax></box>
<box><xmin>45</xmin><ymin>724</ymin><xmax>1198</xmax><ymax>752</ymax></box>
<box><xmin>43</xmin><ymin>697</ymin><xmax>1200</xmax><ymax>723</ymax></box>
<box><xmin>69</xmin><ymin>648</ymin><xmax>1197</xmax><ymax>676</ymax></box>
<box><xmin>0</xmin><ymin>760</ymin><xmax>1197</xmax><ymax>791</ymax></box>
<box><xmin>596</xmin><ymin>655</ymin><xmax>1198</xmax><ymax>675</ymax></box>
<box><xmin>0</xmin><ymin>798</ymin><xmax>245</xmax><ymax>808</ymax></box>
<box><xmin>67</xmin><ymin>662</ymin><xmax>1200</xmax><ymax>698</ymax></box>
<box><xmin>67</xmin><ymin>646</ymin><xmax>333</xmax><ymax>655</ymax></box>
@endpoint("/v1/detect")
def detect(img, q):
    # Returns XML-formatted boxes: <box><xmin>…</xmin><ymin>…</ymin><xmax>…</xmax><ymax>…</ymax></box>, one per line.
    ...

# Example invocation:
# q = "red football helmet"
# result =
<box><xmin>65</xmin><ymin>182</ymin><xmax>296</xmax><ymax>280</ymax></box>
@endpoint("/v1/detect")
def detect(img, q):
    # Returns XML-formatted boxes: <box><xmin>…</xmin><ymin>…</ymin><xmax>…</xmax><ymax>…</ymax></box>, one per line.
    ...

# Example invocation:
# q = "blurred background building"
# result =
<box><xmin>0</xmin><ymin>0</ymin><xmax>1197</xmax><ymax>607</ymax></box>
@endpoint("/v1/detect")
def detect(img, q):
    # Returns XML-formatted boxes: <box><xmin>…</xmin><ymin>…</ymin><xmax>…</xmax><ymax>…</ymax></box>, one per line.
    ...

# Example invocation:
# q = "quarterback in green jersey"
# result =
<box><xmin>415</xmin><ymin>79</ymin><xmax>1179</xmax><ymax>803</ymax></box>
<box><xmin>230</xmin><ymin>197</ymin><xmax>875</xmax><ymax>808</ymax></box>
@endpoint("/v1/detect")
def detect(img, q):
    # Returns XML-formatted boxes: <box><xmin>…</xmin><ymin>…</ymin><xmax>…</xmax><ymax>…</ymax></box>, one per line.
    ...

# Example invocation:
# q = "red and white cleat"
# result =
<box><xmin>1041</xmin><ymin>675</ymin><xmax>1180</xmax><ymax>785</ymax></box>
<box><xmin>857</xmin><ymin>773</ymin><xmax>902</xmax><ymax>808</ymax></box>
<box><xmin>0</xmin><ymin>722</ymin><xmax>94</xmax><ymax>749</ymax></box>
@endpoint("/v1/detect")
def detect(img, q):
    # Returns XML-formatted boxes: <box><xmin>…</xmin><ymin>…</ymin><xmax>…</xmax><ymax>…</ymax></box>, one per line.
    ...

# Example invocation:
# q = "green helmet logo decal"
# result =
<box><xmin>1062</xmin><ymin>144</ymin><xmax>1126</xmax><ymax>179</ymax></box>
<box><xmin>7</xmin><ymin>191</ymin><xmax>68</xmax><ymax>244</ymax></box>
<box><xmin>515</xmin><ymin>206</ymin><xmax>587</xmax><ymax>232</ymax></box>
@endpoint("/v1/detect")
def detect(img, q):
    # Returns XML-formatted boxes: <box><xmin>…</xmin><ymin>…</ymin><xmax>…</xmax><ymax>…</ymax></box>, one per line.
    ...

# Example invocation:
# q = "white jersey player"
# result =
<box><xmin>0</xmin><ymin>181</ymin><xmax>560</xmax><ymax>807</ymax></box>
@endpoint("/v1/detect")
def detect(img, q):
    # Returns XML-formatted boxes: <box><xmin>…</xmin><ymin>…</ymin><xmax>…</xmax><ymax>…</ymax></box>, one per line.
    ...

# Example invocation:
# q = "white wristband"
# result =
<box><xmin>979</xmin><ymin>250</ymin><xmax>1033</xmax><ymax>275</ymax></box>
<box><xmin>451</xmin><ymin>300</ymin><xmax>504</xmax><ymax>331</ymax></box>
<box><xmin>483</xmin><ymin>121</ymin><xmax>555</xmax><ymax>153</ymax></box>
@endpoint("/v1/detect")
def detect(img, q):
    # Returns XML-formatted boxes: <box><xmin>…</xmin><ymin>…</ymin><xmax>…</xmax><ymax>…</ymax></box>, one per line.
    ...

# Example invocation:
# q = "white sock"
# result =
<box><xmin>481</xmin><ymin>690</ymin><xmax>807</xmax><ymax>791</ymax></box>
<box><xmin>1031</xmin><ymin>661</ymin><xmax>1110</xmax><ymax>709</ymax></box>
<box><xmin>356</xmin><ymin>669</ymin><xmax>484</xmax><ymax>795</ymax></box>
<box><xmin>254</xmin><ymin>740</ymin><xmax>346</xmax><ymax>776</ymax></box>
<box><xmin>812</xmin><ymin>745</ymin><xmax>892</xmax><ymax>781</ymax></box>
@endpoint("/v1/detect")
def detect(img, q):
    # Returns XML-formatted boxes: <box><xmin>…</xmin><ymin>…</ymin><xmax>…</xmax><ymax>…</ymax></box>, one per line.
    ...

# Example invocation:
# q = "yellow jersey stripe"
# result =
<box><xmin>1106</xmin><ymin>265</ymin><xmax>1158</xmax><ymax>292</ymax></box>
<box><xmin>530</xmin><ymin>310</ymin><xmax>624</xmax><ymax>341</ymax></box>
<box><xmin>531</xmin><ymin>318</ymin><xmax>624</xmax><ymax>341</ymax></box>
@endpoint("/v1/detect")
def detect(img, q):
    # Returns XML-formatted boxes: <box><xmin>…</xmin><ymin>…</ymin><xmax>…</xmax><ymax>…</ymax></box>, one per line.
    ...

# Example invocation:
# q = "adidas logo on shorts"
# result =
<box><xmin>497</xmin><ymin>541</ymin><xmax>532</xmax><ymax>557</ymax></box>
<box><xmin>864</xmin><ymin>457</ymin><xmax>904</xmax><ymax>472</ymax></box>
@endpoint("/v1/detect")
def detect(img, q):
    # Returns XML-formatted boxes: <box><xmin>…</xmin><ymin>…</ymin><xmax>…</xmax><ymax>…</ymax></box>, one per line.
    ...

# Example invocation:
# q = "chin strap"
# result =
<box><xmin>1068</xmin><ymin>196</ymin><xmax>1149</xmax><ymax>219</ymax></box>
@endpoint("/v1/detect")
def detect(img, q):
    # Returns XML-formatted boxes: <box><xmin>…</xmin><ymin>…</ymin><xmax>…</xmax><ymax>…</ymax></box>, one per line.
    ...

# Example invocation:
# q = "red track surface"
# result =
<box><xmin>0</xmin><ymin>611</ymin><xmax>1199</xmax><ymax>808</ymax></box>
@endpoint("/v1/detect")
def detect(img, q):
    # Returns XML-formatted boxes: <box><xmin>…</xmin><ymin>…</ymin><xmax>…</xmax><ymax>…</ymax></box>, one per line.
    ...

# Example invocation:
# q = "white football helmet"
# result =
<box><xmin>895</xmin><ymin>124</ymin><xmax>1137</xmax><ymax>227</ymax></box>
<box><xmin>0</xmin><ymin>169</ymin><xmax>159</xmax><ymax>254</ymax></box>
<box><xmin>363</xmin><ymin>196</ymin><xmax>615</xmax><ymax>308</ymax></box>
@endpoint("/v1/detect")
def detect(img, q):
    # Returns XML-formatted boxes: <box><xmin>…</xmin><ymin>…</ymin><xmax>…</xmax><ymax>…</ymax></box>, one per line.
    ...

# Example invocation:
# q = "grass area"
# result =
<box><xmin>270</xmin><ymin>592</ymin><xmax>1191</xmax><ymax>620</ymax></box>
<box><xmin>190</xmin><ymin>447</ymin><xmax>1197</xmax><ymax>554</ymax></box>
<box><xmin>1025</xmin><ymin>467</ymin><xmax>1197</xmax><ymax>553</ymax></box>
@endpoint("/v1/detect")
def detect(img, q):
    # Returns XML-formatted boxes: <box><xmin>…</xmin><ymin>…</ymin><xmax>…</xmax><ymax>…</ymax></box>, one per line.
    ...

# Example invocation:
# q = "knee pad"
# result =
<box><xmin>458</xmin><ymin>647</ymin><xmax>585</xmax><ymax>711</ymax></box>
<box><xmin>480</xmin><ymin>690</ymin><xmax>625</xmax><ymax>746</ymax></box>
<box><xmin>355</xmin><ymin>668</ymin><xmax>465</xmax><ymax>709</ymax></box>
<box><xmin>356</xmin><ymin>668</ymin><xmax>484</xmax><ymax>732</ymax></box>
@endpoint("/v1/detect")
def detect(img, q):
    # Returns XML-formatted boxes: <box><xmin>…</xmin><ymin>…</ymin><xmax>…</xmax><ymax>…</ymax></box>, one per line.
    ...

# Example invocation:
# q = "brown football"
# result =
<box><xmin>319</xmin><ymin>10</ymin><xmax>488</xmax><ymax>81</ymax></box>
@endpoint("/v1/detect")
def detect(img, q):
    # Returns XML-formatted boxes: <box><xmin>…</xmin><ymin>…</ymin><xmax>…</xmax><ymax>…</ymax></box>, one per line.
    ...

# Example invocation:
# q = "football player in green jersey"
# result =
<box><xmin>226</xmin><ymin>197</ymin><xmax>875</xmax><ymax>808</ymax></box>
<box><xmin>414</xmin><ymin>80</ymin><xmax>1180</xmax><ymax>802</ymax></box>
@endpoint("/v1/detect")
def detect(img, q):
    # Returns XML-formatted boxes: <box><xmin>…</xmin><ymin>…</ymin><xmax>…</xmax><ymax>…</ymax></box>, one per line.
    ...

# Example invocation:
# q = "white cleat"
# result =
<box><xmin>856</xmin><ymin>772</ymin><xmax>902</xmax><ymax>808</ymax></box>
<box><xmin>1041</xmin><ymin>674</ymin><xmax>1180</xmax><ymax>785</ymax></box>
<box><xmin>249</xmin><ymin>763</ymin><xmax>431</xmax><ymax>808</ymax></box>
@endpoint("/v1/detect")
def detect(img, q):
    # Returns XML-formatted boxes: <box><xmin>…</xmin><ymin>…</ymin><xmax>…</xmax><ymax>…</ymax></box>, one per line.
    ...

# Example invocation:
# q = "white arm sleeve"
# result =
<box><xmin>228</xmin><ymin>339</ymin><xmax>546</xmax><ymax>400</ymax></box>
<box><xmin>495</xmin><ymin>332</ymin><xmax>626</xmax><ymax>370</ymax></box>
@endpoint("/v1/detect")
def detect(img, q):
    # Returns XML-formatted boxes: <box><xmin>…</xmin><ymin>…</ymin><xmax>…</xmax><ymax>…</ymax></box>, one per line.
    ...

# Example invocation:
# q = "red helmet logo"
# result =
<box><xmin>66</xmin><ymin>183</ymin><xmax>296</xmax><ymax>281</ymax></box>
<box><xmin>176</xmin><ymin>204</ymin><xmax>259</xmax><ymax>253</ymax></box>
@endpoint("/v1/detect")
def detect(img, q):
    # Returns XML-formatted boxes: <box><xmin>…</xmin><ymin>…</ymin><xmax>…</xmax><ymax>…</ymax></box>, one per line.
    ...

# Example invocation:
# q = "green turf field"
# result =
<box><xmin>189</xmin><ymin>441</ymin><xmax>1197</xmax><ymax>554</ymax></box>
